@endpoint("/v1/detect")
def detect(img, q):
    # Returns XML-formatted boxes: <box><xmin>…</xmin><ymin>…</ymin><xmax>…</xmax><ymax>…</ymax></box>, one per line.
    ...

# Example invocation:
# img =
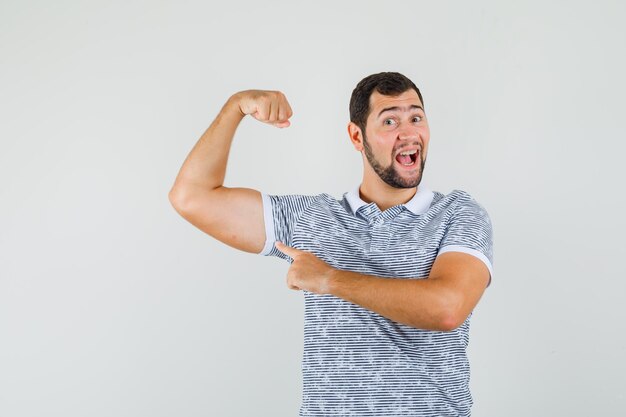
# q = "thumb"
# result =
<box><xmin>272</xmin><ymin>120</ymin><xmax>291</xmax><ymax>128</ymax></box>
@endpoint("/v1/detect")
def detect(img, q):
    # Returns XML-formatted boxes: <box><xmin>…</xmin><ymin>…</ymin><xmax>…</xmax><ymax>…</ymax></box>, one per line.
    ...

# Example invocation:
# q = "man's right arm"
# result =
<box><xmin>168</xmin><ymin>90</ymin><xmax>293</xmax><ymax>254</ymax></box>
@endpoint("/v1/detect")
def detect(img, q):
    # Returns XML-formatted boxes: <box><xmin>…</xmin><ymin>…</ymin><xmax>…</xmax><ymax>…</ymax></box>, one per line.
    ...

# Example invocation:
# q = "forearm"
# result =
<box><xmin>169</xmin><ymin>95</ymin><xmax>244</xmax><ymax>198</ymax></box>
<box><xmin>328</xmin><ymin>270</ymin><xmax>460</xmax><ymax>331</ymax></box>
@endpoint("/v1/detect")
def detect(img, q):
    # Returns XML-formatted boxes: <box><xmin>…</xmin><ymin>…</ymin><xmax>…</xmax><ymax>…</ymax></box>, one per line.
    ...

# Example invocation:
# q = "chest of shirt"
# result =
<box><xmin>291</xmin><ymin>209</ymin><xmax>448</xmax><ymax>279</ymax></box>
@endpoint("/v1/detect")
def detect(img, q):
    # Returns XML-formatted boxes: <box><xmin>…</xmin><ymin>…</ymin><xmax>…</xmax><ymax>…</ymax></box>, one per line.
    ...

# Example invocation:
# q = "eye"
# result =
<box><xmin>412</xmin><ymin>116</ymin><xmax>423</xmax><ymax>123</ymax></box>
<box><xmin>383</xmin><ymin>118</ymin><xmax>396</xmax><ymax>126</ymax></box>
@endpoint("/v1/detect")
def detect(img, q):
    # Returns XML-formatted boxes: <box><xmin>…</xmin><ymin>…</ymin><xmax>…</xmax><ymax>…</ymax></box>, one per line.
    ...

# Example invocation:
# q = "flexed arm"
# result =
<box><xmin>168</xmin><ymin>90</ymin><xmax>293</xmax><ymax>253</ymax></box>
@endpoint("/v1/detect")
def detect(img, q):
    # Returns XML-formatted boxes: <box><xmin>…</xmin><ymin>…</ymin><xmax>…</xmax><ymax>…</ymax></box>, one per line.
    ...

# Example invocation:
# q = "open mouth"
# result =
<box><xmin>395</xmin><ymin>149</ymin><xmax>419</xmax><ymax>167</ymax></box>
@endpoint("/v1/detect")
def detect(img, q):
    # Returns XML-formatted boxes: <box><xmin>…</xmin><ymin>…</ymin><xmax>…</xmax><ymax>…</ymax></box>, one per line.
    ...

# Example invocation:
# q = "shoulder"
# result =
<box><xmin>264</xmin><ymin>191</ymin><xmax>327</xmax><ymax>205</ymax></box>
<box><xmin>431</xmin><ymin>189</ymin><xmax>489</xmax><ymax>214</ymax></box>
<box><xmin>263</xmin><ymin>192</ymin><xmax>337</xmax><ymax>217</ymax></box>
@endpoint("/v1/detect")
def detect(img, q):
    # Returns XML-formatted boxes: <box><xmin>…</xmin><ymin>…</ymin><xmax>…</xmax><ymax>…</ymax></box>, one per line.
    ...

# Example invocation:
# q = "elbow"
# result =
<box><xmin>168</xmin><ymin>183</ymin><xmax>222</xmax><ymax>212</ymax></box>
<box><xmin>437</xmin><ymin>313</ymin><xmax>465</xmax><ymax>332</ymax></box>
<box><xmin>404</xmin><ymin>301</ymin><xmax>466</xmax><ymax>332</ymax></box>
<box><xmin>168</xmin><ymin>187</ymin><xmax>203</xmax><ymax>220</ymax></box>
<box><xmin>168</xmin><ymin>188</ymin><xmax>189</xmax><ymax>215</ymax></box>
<box><xmin>169</xmin><ymin>184</ymin><xmax>203</xmax><ymax>213</ymax></box>
<box><xmin>433</xmin><ymin>296</ymin><xmax>468</xmax><ymax>332</ymax></box>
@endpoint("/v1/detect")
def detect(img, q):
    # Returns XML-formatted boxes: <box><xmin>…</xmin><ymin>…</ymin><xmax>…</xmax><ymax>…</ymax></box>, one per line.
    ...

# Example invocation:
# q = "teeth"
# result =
<box><xmin>399</xmin><ymin>150</ymin><xmax>417</xmax><ymax>156</ymax></box>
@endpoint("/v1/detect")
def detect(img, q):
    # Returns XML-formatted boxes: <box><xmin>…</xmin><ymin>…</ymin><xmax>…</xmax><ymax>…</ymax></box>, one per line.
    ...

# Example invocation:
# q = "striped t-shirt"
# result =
<box><xmin>259</xmin><ymin>184</ymin><xmax>494</xmax><ymax>417</ymax></box>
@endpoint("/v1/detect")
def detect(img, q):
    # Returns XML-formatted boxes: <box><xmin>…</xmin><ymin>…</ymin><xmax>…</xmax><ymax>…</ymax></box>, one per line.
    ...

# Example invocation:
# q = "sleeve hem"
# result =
<box><xmin>437</xmin><ymin>245</ymin><xmax>493</xmax><ymax>287</ymax></box>
<box><xmin>258</xmin><ymin>193</ymin><xmax>275</xmax><ymax>256</ymax></box>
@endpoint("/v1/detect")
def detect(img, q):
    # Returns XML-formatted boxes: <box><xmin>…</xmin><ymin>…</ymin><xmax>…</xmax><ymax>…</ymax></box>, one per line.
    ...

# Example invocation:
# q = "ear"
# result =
<box><xmin>347</xmin><ymin>122</ymin><xmax>364</xmax><ymax>151</ymax></box>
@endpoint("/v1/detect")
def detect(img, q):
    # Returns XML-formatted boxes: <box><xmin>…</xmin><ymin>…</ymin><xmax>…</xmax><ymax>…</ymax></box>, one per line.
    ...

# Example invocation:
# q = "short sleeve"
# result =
<box><xmin>437</xmin><ymin>192</ymin><xmax>494</xmax><ymax>287</ymax></box>
<box><xmin>258</xmin><ymin>193</ymin><xmax>319</xmax><ymax>262</ymax></box>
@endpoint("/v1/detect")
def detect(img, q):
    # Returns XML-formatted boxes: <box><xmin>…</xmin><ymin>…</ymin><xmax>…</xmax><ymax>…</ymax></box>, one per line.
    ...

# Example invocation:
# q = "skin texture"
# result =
<box><xmin>169</xmin><ymin>88</ymin><xmax>490</xmax><ymax>331</ymax></box>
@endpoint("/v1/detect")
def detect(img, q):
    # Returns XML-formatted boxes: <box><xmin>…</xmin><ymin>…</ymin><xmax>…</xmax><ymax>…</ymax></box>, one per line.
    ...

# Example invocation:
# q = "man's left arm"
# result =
<box><xmin>276</xmin><ymin>242</ymin><xmax>489</xmax><ymax>331</ymax></box>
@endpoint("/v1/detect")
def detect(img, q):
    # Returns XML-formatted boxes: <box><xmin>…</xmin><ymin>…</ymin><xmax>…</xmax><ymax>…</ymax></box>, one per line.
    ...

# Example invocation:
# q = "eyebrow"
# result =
<box><xmin>377</xmin><ymin>105</ymin><xmax>424</xmax><ymax>118</ymax></box>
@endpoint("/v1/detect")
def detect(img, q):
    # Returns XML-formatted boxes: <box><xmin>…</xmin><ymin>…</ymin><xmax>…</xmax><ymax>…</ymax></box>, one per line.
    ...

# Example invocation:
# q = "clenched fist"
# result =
<box><xmin>231</xmin><ymin>89</ymin><xmax>293</xmax><ymax>128</ymax></box>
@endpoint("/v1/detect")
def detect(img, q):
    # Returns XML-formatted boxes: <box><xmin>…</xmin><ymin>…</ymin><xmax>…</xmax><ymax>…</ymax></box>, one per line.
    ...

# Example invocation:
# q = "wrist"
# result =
<box><xmin>224</xmin><ymin>93</ymin><xmax>246</xmax><ymax>119</ymax></box>
<box><xmin>325</xmin><ymin>268</ymin><xmax>342</xmax><ymax>295</ymax></box>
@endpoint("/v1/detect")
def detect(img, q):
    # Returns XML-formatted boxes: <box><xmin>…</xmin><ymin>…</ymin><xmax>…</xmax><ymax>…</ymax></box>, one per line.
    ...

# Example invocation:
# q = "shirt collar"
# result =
<box><xmin>345</xmin><ymin>184</ymin><xmax>434</xmax><ymax>216</ymax></box>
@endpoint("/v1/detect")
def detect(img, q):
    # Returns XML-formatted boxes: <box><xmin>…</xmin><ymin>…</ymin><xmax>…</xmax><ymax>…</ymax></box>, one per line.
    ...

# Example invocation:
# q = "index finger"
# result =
<box><xmin>275</xmin><ymin>241</ymin><xmax>300</xmax><ymax>257</ymax></box>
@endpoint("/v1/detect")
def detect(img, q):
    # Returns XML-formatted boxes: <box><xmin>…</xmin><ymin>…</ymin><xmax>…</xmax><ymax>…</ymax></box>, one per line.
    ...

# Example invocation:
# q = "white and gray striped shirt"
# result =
<box><xmin>259</xmin><ymin>184</ymin><xmax>494</xmax><ymax>417</ymax></box>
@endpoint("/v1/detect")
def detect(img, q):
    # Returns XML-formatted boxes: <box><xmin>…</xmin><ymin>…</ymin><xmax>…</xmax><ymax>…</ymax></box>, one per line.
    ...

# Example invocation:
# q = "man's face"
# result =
<box><xmin>361</xmin><ymin>89</ymin><xmax>430</xmax><ymax>188</ymax></box>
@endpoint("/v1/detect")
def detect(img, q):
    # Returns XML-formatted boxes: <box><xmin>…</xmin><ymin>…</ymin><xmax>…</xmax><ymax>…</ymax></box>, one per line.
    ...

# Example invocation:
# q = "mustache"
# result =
<box><xmin>393</xmin><ymin>143</ymin><xmax>422</xmax><ymax>154</ymax></box>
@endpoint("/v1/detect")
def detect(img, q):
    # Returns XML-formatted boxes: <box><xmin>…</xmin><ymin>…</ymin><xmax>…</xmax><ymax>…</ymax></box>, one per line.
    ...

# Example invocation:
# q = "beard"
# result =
<box><xmin>362</xmin><ymin>132</ymin><xmax>426</xmax><ymax>189</ymax></box>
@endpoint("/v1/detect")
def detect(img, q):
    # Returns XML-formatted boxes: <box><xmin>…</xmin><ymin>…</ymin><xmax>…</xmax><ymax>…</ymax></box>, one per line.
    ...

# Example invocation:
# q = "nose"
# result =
<box><xmin>397</xmin><ymin>124</ymin><xmax>419</xmax><ymax>141</ymax></box>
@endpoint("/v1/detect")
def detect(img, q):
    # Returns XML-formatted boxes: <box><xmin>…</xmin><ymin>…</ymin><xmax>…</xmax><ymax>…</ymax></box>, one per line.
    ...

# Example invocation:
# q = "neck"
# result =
<box><xmin>359</xmin><ymin>173</ymin><xmax>419</xmax><ymax>212</ymax></box>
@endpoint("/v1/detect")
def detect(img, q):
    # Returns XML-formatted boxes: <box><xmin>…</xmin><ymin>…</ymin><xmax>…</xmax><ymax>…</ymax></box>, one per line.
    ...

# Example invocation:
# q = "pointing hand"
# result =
<box><xmin>274</xmin><ymin>241</ymin><xmax>336</xmax><ymax>294</ymax></box>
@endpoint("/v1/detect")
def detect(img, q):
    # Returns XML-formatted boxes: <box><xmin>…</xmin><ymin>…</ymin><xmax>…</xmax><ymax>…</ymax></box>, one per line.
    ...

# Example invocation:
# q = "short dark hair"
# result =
<box><xmin>349</xmin><ymin>72</ymin><xmax>424</xmax><ymax>134</ymax></box>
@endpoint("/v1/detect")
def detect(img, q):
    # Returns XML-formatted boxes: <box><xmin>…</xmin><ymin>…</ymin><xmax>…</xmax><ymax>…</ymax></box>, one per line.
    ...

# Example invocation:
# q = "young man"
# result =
<box><xmin>169</xmin><ymin>72</ymin><xmax>493</xmax><ymax>417</ymax></box>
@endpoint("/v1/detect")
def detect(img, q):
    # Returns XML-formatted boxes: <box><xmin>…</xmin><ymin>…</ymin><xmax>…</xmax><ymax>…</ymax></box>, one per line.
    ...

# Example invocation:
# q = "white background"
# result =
<box><xmin>1</xmin><ymin>1</ymin><xmax>625</xmax><ymax>416</ymax></box>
